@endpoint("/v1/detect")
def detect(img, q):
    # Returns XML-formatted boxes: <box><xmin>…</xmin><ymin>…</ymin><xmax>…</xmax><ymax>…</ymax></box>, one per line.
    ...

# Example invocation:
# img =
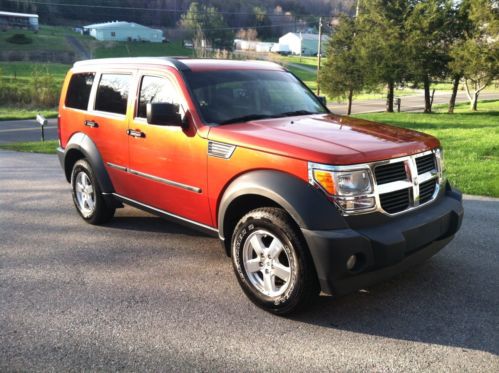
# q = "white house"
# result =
<box><xmin>83</xmin><ymin>21</ymin><xmax>163</xmax><ymax>43</ymax></box>
<box><xmin>0</xmin><ymin>11</ymin><xmax>39</xmax><ymax>31</ymax></box>
<box><xmin>278</xmin><ymin>32</ymin><xmax>329</xmax><ymax>56</ymax></box>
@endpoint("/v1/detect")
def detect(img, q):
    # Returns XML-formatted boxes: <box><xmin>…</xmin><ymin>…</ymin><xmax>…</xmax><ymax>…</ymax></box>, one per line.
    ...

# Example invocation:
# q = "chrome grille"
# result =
<box><xmin>309</xmin><ymin>149</ymin><xmax>443</xmax><ymax>216</ymax></box>
<box><xmin>374</xmin><ymin>162</ymin><xmax>407</xmax><ymax>185</ymax></box>
<box><xmin>416</xmin><ymin>154</ymin><xmax>436</xmax><ymax>175</ymax></box>
<box><xmin>379</xmin><ymin>188</ymin><xmax>411</xmax><ymax>214</ymax></box>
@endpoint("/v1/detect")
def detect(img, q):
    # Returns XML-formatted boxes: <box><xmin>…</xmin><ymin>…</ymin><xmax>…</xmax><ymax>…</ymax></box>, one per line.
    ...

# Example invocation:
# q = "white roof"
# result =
<box><xmin>0</xmin><ymin>11</ymin><xmax>38</xmax><ymax>18</ymax></box>
<box><xmin>281</xmin><ymin>32</ymin><xmax>328</xmax><ymax>41</ymax></box>
<box><xmin>83</xmin><ymin>21</ymin><xmax>158</xmax><ymax>31</ymax></box>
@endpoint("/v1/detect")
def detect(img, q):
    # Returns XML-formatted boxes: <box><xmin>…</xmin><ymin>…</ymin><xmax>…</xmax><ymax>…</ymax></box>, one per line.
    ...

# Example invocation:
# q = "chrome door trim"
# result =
<box><xmin>106</xmin><ymin>162</ymin><xmax>202</xmax><ymax>193</ymax></box>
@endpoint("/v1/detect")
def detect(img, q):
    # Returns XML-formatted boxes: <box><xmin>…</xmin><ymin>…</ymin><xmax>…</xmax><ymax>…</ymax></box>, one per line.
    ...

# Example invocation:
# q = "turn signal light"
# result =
<box><xmin>313</xmin><ymin>170</ymin><xmax>336</xmax><ymax>195</ymax></box>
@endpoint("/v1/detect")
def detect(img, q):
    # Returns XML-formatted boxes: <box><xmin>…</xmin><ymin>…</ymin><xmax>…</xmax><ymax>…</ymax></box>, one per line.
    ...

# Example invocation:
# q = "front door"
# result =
<box><xmin>125</xmin><ymin>71</ymin><xmax>212</xmax><ymax>227</ymax></box>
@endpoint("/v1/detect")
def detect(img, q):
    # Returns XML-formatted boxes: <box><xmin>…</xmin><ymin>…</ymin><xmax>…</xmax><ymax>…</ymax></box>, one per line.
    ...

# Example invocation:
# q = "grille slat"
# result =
<box><xmin>419</xmin><ymin>179</ymin><xmax>437</xmax><ymax>204</ymax></box>
<box><xmin>379</xmin><ymin>188</ymin><xmax>411</xmax><ymax>213</ymax></box>
<box><xmin>374</xmin><ymin>162</ymin><xmax>407</xmax><ymax>185</ymax></box>
<box><xmin>416</xmin><ymin>154</ymin><xmax>436</xmax><ymax>175</ymax></box>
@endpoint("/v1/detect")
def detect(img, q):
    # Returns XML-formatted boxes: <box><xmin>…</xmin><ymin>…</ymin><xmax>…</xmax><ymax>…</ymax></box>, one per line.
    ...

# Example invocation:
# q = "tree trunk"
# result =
<box><xmin>472</xmin><ymin>92</ymin><xmax>479</xmax><ymax>111</ymax></box>
<box><xmin>423</xmin><ymin>76</ymin><xmax>431</xmax><ymax>113</ymax></box>
<box><xmin>386</xmin><ymin>81</ymin><xmax>394</xmax><ymax>113</ymax></box>
<box><xmin>448</xmin><ymin>75</ymin><xmax>460</xmax><ymax>114</ymax></box>
<box><xmin>347</xmin><ymin>88</ymin><xmax>353</xmax><ymax>115</ymax></box>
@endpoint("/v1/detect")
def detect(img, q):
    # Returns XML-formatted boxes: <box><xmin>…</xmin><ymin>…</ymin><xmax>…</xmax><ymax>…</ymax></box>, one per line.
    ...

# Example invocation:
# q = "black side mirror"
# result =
<box><xmin>146</xmin><ymin>102</ymin><xmax>183</xmax><ymax>126</ymax></box>
<box><xmin>317</xmin><ymin>96</ymin><xmax>327</xmax><ymax>106</ymax></box>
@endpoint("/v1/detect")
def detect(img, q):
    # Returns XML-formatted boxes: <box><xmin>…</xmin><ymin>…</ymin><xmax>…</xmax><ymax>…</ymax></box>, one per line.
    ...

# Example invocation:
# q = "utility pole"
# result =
<box><xmin>316</xmin><ymin>17</ymin><xmax>323</xmax><ymax>95</ymax></box>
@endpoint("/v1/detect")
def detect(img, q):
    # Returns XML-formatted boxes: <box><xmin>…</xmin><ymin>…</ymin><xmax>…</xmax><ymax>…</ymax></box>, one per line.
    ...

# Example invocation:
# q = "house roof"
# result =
<box><xmin>83</xmin><ymin>21</ymin><xmax>159</xmax><ymax>32</ymax></box>
<box><xmin>0</xmin><ymin>11</ymin><xmax>38</xmax><ymax>18</ymax></box>
<box><xmin>280</xmin><ymin>32</ymin><xmax>329</xmax><ymax>41</ymax></box>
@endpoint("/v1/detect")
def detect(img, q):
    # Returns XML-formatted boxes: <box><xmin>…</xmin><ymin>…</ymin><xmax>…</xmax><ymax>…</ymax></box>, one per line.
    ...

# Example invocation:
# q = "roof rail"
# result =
<box><xmin>73</xmin><ymin>57</ymin><xmax>190</xmax><ymax>71</ymax></box>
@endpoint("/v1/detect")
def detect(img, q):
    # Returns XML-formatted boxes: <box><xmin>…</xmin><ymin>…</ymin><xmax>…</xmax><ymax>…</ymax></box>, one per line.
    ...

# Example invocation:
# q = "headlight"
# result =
<box><xmin>310</xmin><ymin>164</ymin><xmax>376</xmax><ymax>213</ymax></box>
<box><xmin>435</xmin><ymin>147</ymin><xmax>446</xmax><ymax>183</ymax></box>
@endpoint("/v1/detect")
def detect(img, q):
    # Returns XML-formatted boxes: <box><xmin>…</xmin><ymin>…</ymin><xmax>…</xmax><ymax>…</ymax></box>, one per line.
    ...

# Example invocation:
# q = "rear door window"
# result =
<box><xmin>94</xmin><ymin>74</ymin><xmax>131</xmax><ymax>115</ymax></box>
<box><xmin>65</xmin><ymin>73</ymin><xmax>95</xmax><ymax>110</ymax></box>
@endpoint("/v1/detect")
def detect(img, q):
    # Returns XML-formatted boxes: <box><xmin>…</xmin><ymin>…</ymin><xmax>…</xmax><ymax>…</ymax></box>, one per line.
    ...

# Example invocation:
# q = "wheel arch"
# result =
<box><xmin>61</xmin><ymin>132</ymin><xmax>114</xmax><ymax>194</ymax></box>
<box><xmin>217</xmin><ymin>170</ymin><xmax>347</xmax><ymax>256</ymax></box>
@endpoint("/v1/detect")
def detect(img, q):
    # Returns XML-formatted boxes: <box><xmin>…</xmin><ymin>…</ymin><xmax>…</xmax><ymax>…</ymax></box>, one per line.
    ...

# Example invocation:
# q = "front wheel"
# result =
<box><xmin>71</xmin><ymin>159</ymin><xmax>115</xmax><ymax>225</ymax></box>
<box><xmin>231</xmin><ymin>207</ymin><xmax>319</xmax><ymax>315</ymax></box>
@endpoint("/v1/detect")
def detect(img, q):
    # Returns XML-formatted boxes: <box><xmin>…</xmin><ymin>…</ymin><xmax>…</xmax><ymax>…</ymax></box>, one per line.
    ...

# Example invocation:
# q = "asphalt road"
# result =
<box><xmin>328</xmin><ymin>92</ymin><xmax>499</xmax><ymax>115</ymax></box>
<box><xmin>1</xmin><ymin>150</ymin><xmax>498</xmax><ymax>371</ymax></box>
<box><xmin>0</xmin><ymin>118</ymin><xmax>58</xmax><ymax>144</ymax></box>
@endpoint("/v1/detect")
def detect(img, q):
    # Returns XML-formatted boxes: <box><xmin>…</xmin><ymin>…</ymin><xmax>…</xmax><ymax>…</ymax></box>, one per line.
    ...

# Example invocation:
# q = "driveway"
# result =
<box><xmin>0</xmin><ymin>150</ymin><xmax>498</xmax><ymax>371</ymax></box>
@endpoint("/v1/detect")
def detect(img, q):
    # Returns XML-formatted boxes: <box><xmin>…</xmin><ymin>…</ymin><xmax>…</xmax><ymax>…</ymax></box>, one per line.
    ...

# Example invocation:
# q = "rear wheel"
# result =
<box><xmin>71</xmin><ymin>159</ymin><xmax>115</xmax><ymax>225</ymax></box>
<box><xmin>231</xmin><ymin>207</ymin><xmax>319</xmax><ymax>315</ymax></box>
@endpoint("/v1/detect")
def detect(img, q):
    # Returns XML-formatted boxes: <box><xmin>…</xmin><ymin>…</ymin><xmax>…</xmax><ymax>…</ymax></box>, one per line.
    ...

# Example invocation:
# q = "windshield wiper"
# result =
<box><xmin>277</xmin><ymin>110</ymin><xmax>317</xmax><ymax>117</ymax></box>
<box><xmin>219</xmin><ymin>114</ymin><xmax>275</xmax><ymax>125</ymax></box>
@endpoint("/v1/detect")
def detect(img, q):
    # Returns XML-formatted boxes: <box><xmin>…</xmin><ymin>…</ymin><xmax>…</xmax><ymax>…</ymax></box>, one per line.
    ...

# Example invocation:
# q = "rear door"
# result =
<box><xmin>86</xmin><ymin>70</ymin><xmax>134</xmax><ymax>196</ymax></box>
<box><xmin>125</xmin><ymin>70</ymin><xmax>212</xmax><ymax>227</ymax></box>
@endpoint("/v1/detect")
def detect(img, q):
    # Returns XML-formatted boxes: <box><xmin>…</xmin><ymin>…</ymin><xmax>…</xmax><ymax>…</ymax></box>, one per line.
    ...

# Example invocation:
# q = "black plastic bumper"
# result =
<box><xmin>301</xmin><ymin>185</ymin><xmax>464</xmax><ymax>295</ymax></box>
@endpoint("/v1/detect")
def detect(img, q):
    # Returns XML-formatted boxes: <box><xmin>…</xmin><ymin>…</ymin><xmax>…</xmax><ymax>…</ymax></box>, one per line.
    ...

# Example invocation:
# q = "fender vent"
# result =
<box><xmin>208</xmin><ymin>141</ymin><xmax>236</xmax><ymax>159</ymax></box>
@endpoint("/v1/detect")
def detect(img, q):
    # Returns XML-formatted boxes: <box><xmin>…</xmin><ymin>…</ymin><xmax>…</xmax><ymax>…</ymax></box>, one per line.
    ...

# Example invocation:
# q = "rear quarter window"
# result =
<box><xmin>94</xmin><ymin>74</ymin><xmax>131</xmax><ymax>115</ymax></box>
<box><xmin>65</xmin><ymin>72</ymin><xmax>95</xmax><ymax>110</ymax></box>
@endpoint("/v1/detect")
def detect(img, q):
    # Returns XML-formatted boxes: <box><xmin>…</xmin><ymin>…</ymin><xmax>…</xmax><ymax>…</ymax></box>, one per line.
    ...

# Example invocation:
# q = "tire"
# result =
<box><xmin>231</xmin><ymin>207</ymin><xmax>319</xmax><ymax>315</ymax></box>
<box><xmin>71</xmin><ymin>159</ymin><xmax>115</xmax><ymax>225</ymax></box>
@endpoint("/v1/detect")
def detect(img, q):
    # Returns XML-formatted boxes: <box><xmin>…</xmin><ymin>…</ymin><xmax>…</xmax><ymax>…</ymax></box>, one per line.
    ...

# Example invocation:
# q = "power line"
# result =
<box><xmin>3</xmin><ymin>0</ymin><xmax>335</xmax><ymax>19</ymax></box>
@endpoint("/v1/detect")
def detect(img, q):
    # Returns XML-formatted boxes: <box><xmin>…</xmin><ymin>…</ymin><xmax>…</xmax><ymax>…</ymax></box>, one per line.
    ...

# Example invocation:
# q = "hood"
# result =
<box><xmin>207</xmin><ymin>114</ymin><xmax>440</xmax><ymax>165</ymax></box>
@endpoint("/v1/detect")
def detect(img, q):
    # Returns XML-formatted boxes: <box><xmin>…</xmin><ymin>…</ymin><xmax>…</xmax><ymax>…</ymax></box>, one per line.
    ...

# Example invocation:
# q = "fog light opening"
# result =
<box><xmin>346</xmin><ymin>255</ymin><xmax>357</xmax><ymax>271</ymax></box>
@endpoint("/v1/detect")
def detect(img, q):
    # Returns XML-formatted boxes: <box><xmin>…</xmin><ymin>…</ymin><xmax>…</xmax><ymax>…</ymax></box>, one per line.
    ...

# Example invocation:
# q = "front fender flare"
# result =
<box><xmin>217</xmin><ymin>170</ymin><xmax>347</xmax><ymax>242</ymax></box>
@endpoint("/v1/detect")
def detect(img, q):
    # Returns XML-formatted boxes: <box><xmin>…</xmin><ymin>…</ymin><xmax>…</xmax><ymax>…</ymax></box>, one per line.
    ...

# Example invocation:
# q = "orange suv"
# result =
<box><xmin>57</xmin><ymin>58</ymin><xmax>463</xmax><ymax>314</ymax></box>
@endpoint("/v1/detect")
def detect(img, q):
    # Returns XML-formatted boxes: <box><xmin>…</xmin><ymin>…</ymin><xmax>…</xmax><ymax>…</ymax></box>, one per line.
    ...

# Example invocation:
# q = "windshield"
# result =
<box><xmin>183</xmin><ymin>70</ymin><xmax>328</xmax><ymax>125</ymax></box>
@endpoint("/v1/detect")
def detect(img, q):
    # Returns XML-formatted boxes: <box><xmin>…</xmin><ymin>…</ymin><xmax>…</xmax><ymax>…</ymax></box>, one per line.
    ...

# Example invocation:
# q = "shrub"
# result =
<box><xmin>6</xmin><ymin>33</ymin><xmax>33</xmax><ymax>45</ymax></box>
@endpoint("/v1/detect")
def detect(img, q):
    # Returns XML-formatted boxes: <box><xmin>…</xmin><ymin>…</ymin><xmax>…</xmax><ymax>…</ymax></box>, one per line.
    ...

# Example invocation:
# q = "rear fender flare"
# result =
<box><xmin>62</xmin><ymin>132</ymin><xmax>114</xmax><ymax>194</ymax></box>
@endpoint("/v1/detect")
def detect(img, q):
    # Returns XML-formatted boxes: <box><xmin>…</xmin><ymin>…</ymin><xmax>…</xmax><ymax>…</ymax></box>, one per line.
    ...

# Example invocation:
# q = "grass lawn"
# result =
<box><xmin>0</xmin><ymin>107</ymin><xmax>58</xmax><ymax>121</ymax></box>
<box><xmin>0</xmin><ymin>61</ymin><xmax>69</xmax><ymax>80</ymax></box>
<box><xmin>93</xmin><ymin>41</ymin><xmax>193</xmax><ymax>58</ymax></box>
<box><xmin>0</xmin><ymin>140</ymin><xmax>58</xmax><ymax>154</ymax></box>
<box><xmin>0</xmin><ymin>25</ymin><xmax>74</xmax><ymax>52</ymax></box>
<box><xmin>354</xmin><ymin>100</ymin><xmax>499</xmax><ymax>197</ymax></box>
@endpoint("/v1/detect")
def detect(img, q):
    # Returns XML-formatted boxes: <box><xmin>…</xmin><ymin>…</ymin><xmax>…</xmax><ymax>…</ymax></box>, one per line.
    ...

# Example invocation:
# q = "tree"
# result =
<box><xmin>446</xmin><ymin>0</ymin><xmax>474</xmax><ymax>113</ymax></box>
<box><xmin>179</xmin><ymin>2</ymin><xmax>233</xmax><ymax>52</ymax></box>
<box><xmin>356</xmin><ymin>0</ymin><xmax>410</xmax><ymax>112</ymax></box>
<box><xmin>405</xmin><ymin>0</ymin><xmax>454</xmax><ymax>113</ymax></box>
<box><xmin>320</xmin><ymin>15</ymin><xmax>365</xmax><ymax>115</ymax></box>
<box><xmin>449</xmin><ymin>0</ymin><xmax>499</xmax><ymax>111</ymax></box>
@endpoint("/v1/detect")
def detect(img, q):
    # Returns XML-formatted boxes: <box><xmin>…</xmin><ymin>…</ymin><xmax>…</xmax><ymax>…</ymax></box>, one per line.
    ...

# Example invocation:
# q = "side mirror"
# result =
<box><xmin>146</xmin><ymin>102</ymin><xmax>183</xmax><ymax>127</ymax></box>
<box><xmin>317</xmin><ymin>96</ymin><xmax>327</xmax><ymax>106</ymax></box>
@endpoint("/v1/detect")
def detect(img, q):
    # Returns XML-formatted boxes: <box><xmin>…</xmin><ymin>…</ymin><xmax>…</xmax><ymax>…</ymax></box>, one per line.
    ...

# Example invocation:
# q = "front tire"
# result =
<box><xmin>231</xmin><ymin>207</ymin><xmax>319</xmax><ymax>315</ymax></box>
<box><xmin>71</xmin><ymin>159</ymin><xmax>115</xmax><ymax>225</ymax></box>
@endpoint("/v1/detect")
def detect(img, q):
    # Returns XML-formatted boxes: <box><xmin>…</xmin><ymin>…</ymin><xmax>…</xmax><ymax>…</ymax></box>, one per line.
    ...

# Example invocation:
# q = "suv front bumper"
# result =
<box><xmin>301</xmin><ymin>184</ymin><xmax>464</xmax><ymax>295</ymax></box>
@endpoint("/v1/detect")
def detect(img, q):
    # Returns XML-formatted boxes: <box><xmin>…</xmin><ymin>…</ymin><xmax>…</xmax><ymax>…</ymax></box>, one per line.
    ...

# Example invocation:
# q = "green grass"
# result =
<box><xmin>354</xmin><ymin>100</ymin><xmax>499</xmax><ymax>197</ymax></box>
<box><xmin>0</xmin><ymin>107</ymin><xmax>58</xmax><ymax>121</ymax></box>
<box><xmin>93</xmin><ymin>41</ymin><xmax>193</xmax><ymax>58</ymax></box>
<box><xmin>0</xmin><ymin>140</ymin><xmax>58</xmax><ymax>154</ymax></box>
<box><xmin>0</xmin><ymin>25</ymin><xmax>74</xmax><ymax>52</ymax></box>
<box><xmin>0</xmin><ymin>61</ymin><xmax>69</xmax><ymax>80</ymax></box>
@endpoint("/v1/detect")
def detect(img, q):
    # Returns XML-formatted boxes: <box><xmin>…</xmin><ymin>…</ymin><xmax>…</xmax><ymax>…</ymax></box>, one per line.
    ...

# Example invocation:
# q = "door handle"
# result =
<box><xmin>84</xmin><ymin>120</ymin><xmax>99</xmax><ymax>128</ymax></box>
<box><xmin>127</xmin><ymin>129</ymin><xmax>145</xmax><ymax>138</ymax></box>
